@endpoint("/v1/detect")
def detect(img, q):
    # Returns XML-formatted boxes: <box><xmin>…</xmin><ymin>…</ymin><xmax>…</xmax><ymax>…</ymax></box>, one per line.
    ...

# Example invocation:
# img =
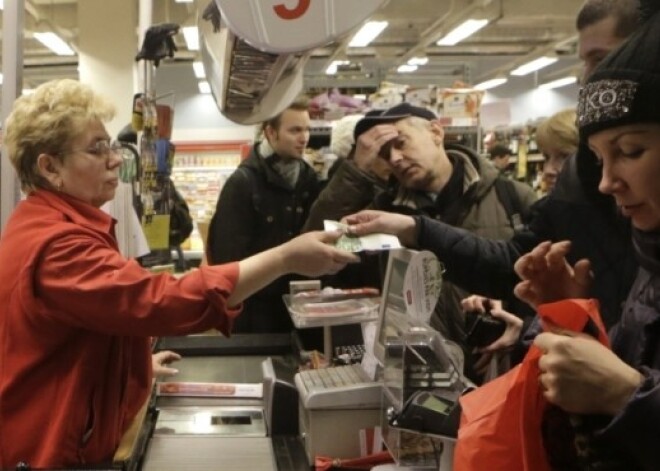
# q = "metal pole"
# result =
<box><xmin>0</xmin><ymin>0</ymin><xmax>24</xmax><ymax>232</ymax></box>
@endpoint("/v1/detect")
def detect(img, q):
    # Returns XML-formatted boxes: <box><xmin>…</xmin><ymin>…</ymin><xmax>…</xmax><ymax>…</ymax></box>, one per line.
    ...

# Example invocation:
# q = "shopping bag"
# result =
<box><xmin>454</xmin><ymin>299</ymin><xmax>608</xmax><ymax>471</ymax></box>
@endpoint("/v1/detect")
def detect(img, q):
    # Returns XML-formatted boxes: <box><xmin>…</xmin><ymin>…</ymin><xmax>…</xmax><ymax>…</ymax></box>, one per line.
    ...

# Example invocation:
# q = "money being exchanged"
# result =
<box><xmin>324</xmin><ymin>220</ymin><xmax>402</xmax><ymax>252</ymax></box>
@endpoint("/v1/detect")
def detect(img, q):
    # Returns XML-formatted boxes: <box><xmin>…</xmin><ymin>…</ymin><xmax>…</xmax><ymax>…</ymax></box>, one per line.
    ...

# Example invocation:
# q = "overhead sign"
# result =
<box><xmin>215</xmin><ymin>0</ymin><xmax>388</xmax><ymax>53</ymax></box>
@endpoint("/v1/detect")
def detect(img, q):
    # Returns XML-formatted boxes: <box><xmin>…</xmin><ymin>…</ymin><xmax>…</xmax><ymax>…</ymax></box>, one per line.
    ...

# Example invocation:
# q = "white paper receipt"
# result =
<box><xmin>324</xmin><ymin>220</ymin><xmax>401</xmax><ymax>252</ymax></box>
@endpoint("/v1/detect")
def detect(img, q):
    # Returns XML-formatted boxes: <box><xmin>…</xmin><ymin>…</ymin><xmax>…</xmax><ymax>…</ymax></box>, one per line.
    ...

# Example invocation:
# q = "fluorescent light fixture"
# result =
<box><xmin>437</xmin><ymin>19</ymin><xmax>488</xmax><ymax>46</ymax></box>
<box><xmin>192</xmin><ymin>61</ymin><xmax>205</xmax><ymax>79</ymax></box>
<box><xmin>198</xmin><ymin>81</ymin><xmax>211</xmax><ymax>94</ymax></box>
<box><xmin>354</xmin><ymin>94</ymin><xmax>367</xmax><ymax>100</ymax></box>
<box><xmin>325</xmin><ymin>60</ymin><xmax>349</xmax><ymax>75</ymax></box>
<box><xmin>474</xmin><ymin>77</ymin><xmax>508</xmax><ymax>90</ymax></box>
<box><xmin>34</xmin><ymin>32</ymin><xmax>75</xmax><ymax>56</ymax></box>
<box><xmin>0</xmin><ymin>73</ymin><xmax>3</xmax><ymax>84</ymax></box>
<box><xmin>408</xmin><ymin>56</ymin><xmax>429</xmax><ymax>66</ymax></box>
<box><xmin>397</xmin><ymin>64</ymin><xmax>418</xmax><ymax>73</ymax></box>
<box><xmin>510</xmin><ymin>56</ymin><xmax>558</xmax><ymax>76</ymax></box>
<box><xmin>538</xmin><ymin>76</ymin><xmax>578</xmax><ymax>90</ymax></box>
<box><xmin>182</xmin><ymin>26</ymin><xmax>199</xmax><ymax>51</ymax></box>
<box><xmin>175</xmin><ymin>0</ymin><xmax>193</xmax><ymax>2</ymax></box>
<box><xmin>23</xmin><ymin>89</ymin><xmax>35</xmax><ymax>96</ymax></box>
<box><xmin>348</xmin><ymin>21</ymin><xmax>388</xmax><ymax>47</ymax></box>
<box><xmin>0</xmin><ymin>0</ymin><xmax>4</xmax><ymax>9</ymax></box>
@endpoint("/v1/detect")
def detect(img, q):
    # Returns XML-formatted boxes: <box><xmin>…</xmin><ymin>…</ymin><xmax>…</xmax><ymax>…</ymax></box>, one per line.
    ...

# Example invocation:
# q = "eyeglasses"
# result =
<box><xmin>72</xmin><ymin>139</ymin><xmax>124</xmax><ymax>158</ymax></box>
<box><xmin>69</xmin><ymin>139</ymin><xmax>135</xmax><ymax>166</ymax></box>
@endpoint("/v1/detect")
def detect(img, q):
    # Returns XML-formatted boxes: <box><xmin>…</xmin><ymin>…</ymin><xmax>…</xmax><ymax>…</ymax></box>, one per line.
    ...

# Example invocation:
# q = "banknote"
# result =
<box><xmin>323</xmin><ymin>220</ymin><xmax>401</xmax><ymax>252</ymax></box>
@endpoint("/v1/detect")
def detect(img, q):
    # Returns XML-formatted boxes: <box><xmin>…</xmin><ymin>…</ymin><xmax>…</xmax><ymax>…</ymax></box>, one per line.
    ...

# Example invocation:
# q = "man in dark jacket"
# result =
<box><xmin>344</xmin><ymin>0</ymin><xmax>641</xmax><ymax>331</ymax></box>
<box><xmin>306</xmin><ymin>103</ymin><xmax>536</xmax><ymax>379</ymax></box>
<box><xmin>207</xmin><ymin>99</ymin><xmax>319</xmax><ymax>333</ymax></box>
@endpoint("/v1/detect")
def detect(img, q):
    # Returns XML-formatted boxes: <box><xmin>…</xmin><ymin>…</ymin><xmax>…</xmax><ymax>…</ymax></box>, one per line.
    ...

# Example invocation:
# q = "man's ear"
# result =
<box><xmin>36</xmin><ymin>153</ymin><xmax>62</xmax><ymax>188</ymax></box>
<box><xmin>429</xmin><ymin>120</ymin><xmax>445</xmax><ymax>146</ymax></box>
<box><xmin>263</xmin><ymin>124</ymin><xmax>276</xmax><ymax>143</ymax></box>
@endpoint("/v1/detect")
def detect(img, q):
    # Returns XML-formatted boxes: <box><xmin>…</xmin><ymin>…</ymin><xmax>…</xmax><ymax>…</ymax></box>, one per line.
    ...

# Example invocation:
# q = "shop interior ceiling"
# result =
<box><xmin>14</xmin><ymin>0</ymin><xmax>581</xmax><ymax>93</ymax></box>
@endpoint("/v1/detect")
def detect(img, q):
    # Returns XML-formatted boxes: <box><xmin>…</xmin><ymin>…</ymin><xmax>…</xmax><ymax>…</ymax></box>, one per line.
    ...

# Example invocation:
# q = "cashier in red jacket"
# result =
<box><xmin>0</xmin><ymin>79</ymin><xmax>358</xmax><ymax>469</ymax></box>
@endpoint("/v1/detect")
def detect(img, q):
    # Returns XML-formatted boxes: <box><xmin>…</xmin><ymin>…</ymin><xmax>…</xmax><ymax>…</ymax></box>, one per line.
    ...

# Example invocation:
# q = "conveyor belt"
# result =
<box><xmin>142</xmin><ymin>436</ymin><xmax>277</xmax><ymax>471</ymax></box>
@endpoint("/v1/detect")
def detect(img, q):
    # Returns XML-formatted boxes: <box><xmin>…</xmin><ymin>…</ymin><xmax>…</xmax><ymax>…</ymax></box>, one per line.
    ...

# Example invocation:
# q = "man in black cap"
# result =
<box><xmin>306</xmin><ymin>102</ymin><xmax>536</xmax><ymax>377</ymax></box>
<box><xmin>345</xmin><ymin>0</ymin><xmax>641</xmax><ymax>333</ymax></box>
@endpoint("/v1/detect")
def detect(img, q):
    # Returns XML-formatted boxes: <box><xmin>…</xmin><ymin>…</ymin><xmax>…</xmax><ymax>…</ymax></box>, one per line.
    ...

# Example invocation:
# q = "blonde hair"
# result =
<box><xmin>536</xmin><ymin>109</ymin><xmax>578</xmax><ymax>156</ymax></box>
<box><xmin>4</xmin><ymin>79</ymin><xmax>116</xmax><ymax>193</ymax></box>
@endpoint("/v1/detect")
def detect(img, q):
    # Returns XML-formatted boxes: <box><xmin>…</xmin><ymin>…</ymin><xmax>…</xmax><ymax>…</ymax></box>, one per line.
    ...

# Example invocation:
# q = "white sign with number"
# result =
<box><xmin>216</xmin><ymin>0</ymin><xmax>388</xmax><ymax>53</ymax></box>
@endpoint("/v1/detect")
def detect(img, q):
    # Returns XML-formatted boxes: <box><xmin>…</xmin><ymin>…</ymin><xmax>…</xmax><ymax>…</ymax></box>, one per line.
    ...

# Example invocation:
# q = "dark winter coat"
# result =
<box><xmin>372</xmin><ymin>145</ymin><xmax>536</xmax><ymax>356</ymax></box>
<box><xmin>414</xmin><ymin>152</ymin><xmax>637</xmax><ymax>330</ymax></box>
<box><xmin>591</xmin><ymin>228</ymin><xmax>660</xmax><ymax>471</ymax></box>
<box><xmin>207</xmin><ymin>145</ymin><xmax>319</xmax><ymax>333</ymax></box>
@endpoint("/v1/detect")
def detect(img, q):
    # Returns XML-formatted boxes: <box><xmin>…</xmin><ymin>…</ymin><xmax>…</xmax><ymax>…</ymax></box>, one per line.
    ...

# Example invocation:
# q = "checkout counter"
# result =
<box><xmin>125</xmin><ymin>333</ymin><xmax>310</xmax><ymax>471</ymax></box>
<box><xmin>115</xmin><ymin>331</ymin><xmax>458</xmax><ymax>471</ymax></box>
<box><xmin>115</xmin><ymin>249</ymin><xmax>461</xmax><ymax>471</ymax></box>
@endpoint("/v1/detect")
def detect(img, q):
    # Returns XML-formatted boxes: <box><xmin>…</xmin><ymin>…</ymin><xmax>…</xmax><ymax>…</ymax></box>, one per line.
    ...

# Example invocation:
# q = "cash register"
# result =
<box><xmin>293</xmin><ymin>248</ymin><xmax>449</xmax><ymax>463</ymax></box>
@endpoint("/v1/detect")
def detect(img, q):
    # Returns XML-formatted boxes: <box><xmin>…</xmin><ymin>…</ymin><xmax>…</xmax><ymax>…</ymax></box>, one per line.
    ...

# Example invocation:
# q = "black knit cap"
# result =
<box><xmin>353</xmin><ymin>103</ymin><xmax>436</xmax><ymax>140</ymax></box>
<box><xmin>577</xmin><ymin>0</ymin><xmax>660</xmax><ymax>140</ymax></box>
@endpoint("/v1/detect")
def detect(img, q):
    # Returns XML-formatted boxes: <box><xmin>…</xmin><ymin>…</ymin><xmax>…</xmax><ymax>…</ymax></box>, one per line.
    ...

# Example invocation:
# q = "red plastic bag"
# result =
<box><xmin>454</xmin><ymin>299</ymin><xmax>609</xmax><ymax>471</ymax></box>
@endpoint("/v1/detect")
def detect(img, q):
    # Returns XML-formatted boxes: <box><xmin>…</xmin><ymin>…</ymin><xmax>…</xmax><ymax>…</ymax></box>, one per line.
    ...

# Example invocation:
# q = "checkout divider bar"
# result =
<box><xmin>154</xmin><ymin>333</ymin><xmax>294</xmax><ymax>356</ymax></box>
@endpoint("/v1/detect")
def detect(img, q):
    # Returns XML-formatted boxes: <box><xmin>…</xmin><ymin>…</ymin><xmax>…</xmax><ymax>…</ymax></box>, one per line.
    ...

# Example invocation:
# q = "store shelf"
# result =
<box><xmin>171</xmin><ymin>143</ymin><xmax>247</xmax><ymax>252</ymax></box>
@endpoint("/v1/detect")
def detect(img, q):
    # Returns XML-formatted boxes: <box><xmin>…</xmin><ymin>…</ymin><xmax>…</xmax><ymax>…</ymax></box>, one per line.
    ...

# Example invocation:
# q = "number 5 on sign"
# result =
<box><xmin>215</xmin><ymin>0</ymin><xmax>388</xmax><ymax>53</ymax></box>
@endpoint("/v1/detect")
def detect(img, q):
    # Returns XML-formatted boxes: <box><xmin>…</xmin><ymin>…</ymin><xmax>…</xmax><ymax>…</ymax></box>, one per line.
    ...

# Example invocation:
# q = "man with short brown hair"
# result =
<box><xmin>207</xmin><ymin>99</ymin><xmax>319</xmax><ymax>333</ymax></box>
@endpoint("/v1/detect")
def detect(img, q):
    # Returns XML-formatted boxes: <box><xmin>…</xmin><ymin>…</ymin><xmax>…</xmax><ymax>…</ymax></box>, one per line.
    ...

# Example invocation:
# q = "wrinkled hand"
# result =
<box><xmin>281</xmin><ymin>231</ymin><xmax>360</xmax><ymax>277</ymax></box>
<box><xmin>152</xmin><ymin>350</ymin><xmax>181</xmax><ymax>378</ymax></box>
<box><xmin>341</xmin><ymin>210</ymin><xmax>417</xmax><ymax>247</ymax></box>
<box><xmin>461</xmin><ymin>296</ymin><xmax>523</xmax><ymax>374</ymax></box>
<box><xmin>535</xmin><ymin>332</ymin><xmax>642</xmax><ymax>415</ymax></box>
<box><xmin>353</xmin><ymin>124</ymin><xmax>398</xmax><ymax>172</ymax></box>
<box><xmin>513</xmin><ymin>241</ymin><xmax>592</xmax><ymax>308</ymax></box>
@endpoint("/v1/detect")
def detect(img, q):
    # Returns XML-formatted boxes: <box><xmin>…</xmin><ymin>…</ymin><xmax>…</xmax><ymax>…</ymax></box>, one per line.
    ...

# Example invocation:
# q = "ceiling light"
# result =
<box><xmin>437</xmin><ymin>19</ymin><xmax>488</xmax><ymax>46</ymax></box>
<box><xmin>348</xmin><ymin>21</ymin><xmax>388</xmax><ymax>47</ymax></box>
<box><xmin>354</xmin><ymin>94</ymin><xmax>367</xmax><ymax>100</ymax></box>
<box><xmin>198</xmin><ymin>81</ymin><xmax>211</xmax><ymax>94</ymax></box>
<box><xmin>325</xmin><ymin>60</ymin><xmax>349</xmax><ymax>75</ymax></box>
<box><xmin>397</xmin><ymin>64</ymin><xmax>418</xmax><ymax>73</ymax></box>
<box><xmin>474</xmin><ymin>77</ymin><xmax>508</xmax><ymax>90</ymax></box>
<box><xmin>175</xmin><ymin>0</ymin><xmax>194</xmax><ymax>2</ymax></box>
<box><xmin>0</xmin><ymin>0</ymin><xmax>4</xmax><ymax>10</ymax></box>
<box><xmin>34</xmin><ymin>32</ymin><xmax>75</xmax><ymax>56</ymax></box>
<box><xmin>510</xmin><ymin>56</ymin><xmax>558</xmax><ymax>76</ymax></box>
<box><xmin>182</xmin><ymin>26</ymin><xmax>199</xmax><ymax>51</ymax></box>
<box><xmin>538</xmin><ymin>76</ymin><xmax>578</xmax><ymax>90</ymax></box>
<box><xmin>192</xmin><ymin>61</ymin><xmax>205</xmax><ymax>79</ymax></box>
<box><xmin>408</xmin><ymin>56</ymin><xmax>429</xmax><ymax>66</ymax></box>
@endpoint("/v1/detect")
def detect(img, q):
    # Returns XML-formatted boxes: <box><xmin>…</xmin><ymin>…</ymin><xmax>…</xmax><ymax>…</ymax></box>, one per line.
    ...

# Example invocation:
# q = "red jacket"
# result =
<box><xmin>0</xmin><ymin>190</ymin><xmax>240</xmax><ymax>468</ymax></box>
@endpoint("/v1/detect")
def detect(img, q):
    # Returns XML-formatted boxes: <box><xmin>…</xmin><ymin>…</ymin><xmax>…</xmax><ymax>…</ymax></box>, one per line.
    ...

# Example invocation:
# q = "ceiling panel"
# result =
<box><xmin>3</xmin><ymin>0</ymin><xmax>582</xmax><ymax>93</ymax></box>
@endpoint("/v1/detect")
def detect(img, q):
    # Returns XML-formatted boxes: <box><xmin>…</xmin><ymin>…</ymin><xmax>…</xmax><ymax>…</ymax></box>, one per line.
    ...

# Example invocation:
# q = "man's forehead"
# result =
<box><xmin>278</xmin><ymin>109</ymin><xmax>310</xmax><ymax>126</ymax></box>
<box><xmin>578</xmin><ymin>15</ymin><xmax>625</xmax><ymax>59</ymax></box>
